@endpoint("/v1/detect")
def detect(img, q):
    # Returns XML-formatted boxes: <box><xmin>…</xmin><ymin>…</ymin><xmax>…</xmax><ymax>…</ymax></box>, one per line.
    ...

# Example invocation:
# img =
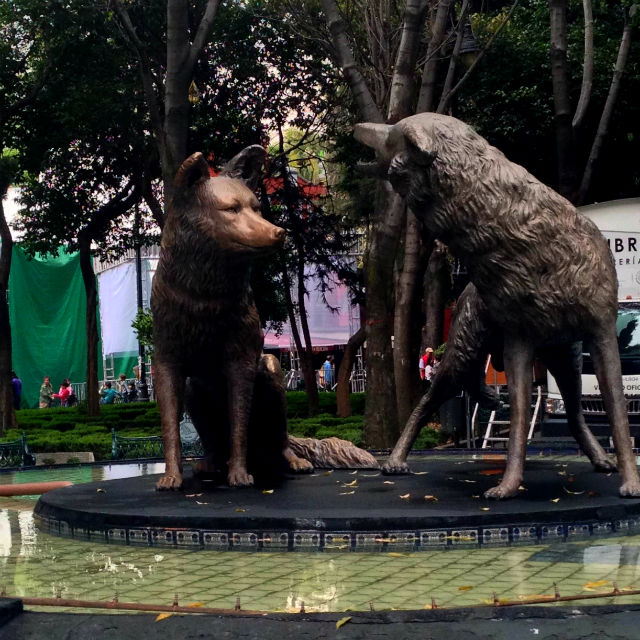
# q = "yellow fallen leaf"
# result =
<box><xmin>339</xmin><ymin>490</ymin><xmax>355</xmax><ymax>495</ymax></box>
<box><xmin>563</xmin><ymin>486</ymin><xmax>585</xmax><ymax>495</ymax></box>
<box><xmin>412</xmin><ymin>471</ymin><xmax>429</xmax><ymax>475</ymax></box>
<box><xmin>187</xmin><ymin>602</ymin><xmax>204</xmax><ymax>608</ymax></box>
<box><xmin>387</xmin><ymin>552</ymin><xmax>408</xmax><ymax>557</ymax></box>
<box><xmin>235</xmin><ymin>508</ymin><xmax>246</xmax><ymax>512</ymax></box>
<box><xmin>424</xmin><ymin>495</ymin><xmax>438</xmax><ymax>502</ymax></box>
<box><xmin>557</xmin><ymin>471</ymin><xmax>567</xmax><ymax>476</ymax></box>
<box><xmin>518</xmin><ymin>485</ymin><xmax>527</xmax><ymax>491</ymax></box>
<box><xmin>472</xmin><ymin>494</ymin><xmax>480</xmax><ymax>499</ymax></box>
<box><xmin>349</xmin><ymin>470</ymin><xmax>358</xmax><ymax>475</ymax></box>
<box><xmin>583</xmin><ymin>580</ymin><xmax>609</xmax><ymax>591</ymax></box>
<box><xmin>155</xmin><ymin>612</ymin><xmax>173</xmax><ymax>622</ymax></box>
<box><xmin>96</xmin><ymin>488</ymin><xmax>106</xmax><ymax>493</ymax></box>
<box><xmin>383</xmin><ymin>481</ymin><xmax>395</xmax><ymax>485</ymax></box>
<box><xmin>482</xmin><ymin>598</ymin><xmax>510</xmax><ymax>605</ymax></box>
<box><xmin>399</xmin><ymin>493</ymin><xmax>410</xmax><ymax>499</ymax></box>
<box><xmin>480</xmin><ymin>507</ymin><xmax>490</xmax><ymax>511</ymax></box>
<box><xmin>517</xmin><ymin>594</ymin><xmax>554</xmax><ymax>601</ymax></box>
<box><xmin>336</xmin><ymin>616</ymin><xmax>351</xmax><ymax>629</ymax></box>
<box><xmin>344</xmin><ymin>480</ymin><xmax>358</xmax><ymax>487</ymax></box>
<box><xmin>262</xmin><ymin>489</ymin><xmax>274</xmax><ymax>494</ymax></box>
<box><xmin>322</xmin><ymin>471</ymin><xmax>333</xmax><ymax>476</ymax></box>
<box><xmin>458</xmin><ymin>585</ymin><xmax>473</xmax><ymax>591</ymax></box>
<box><xmin>550</xmin><ymin>498</ymin><xmax>560</xmax><ymax>503</ymax></box>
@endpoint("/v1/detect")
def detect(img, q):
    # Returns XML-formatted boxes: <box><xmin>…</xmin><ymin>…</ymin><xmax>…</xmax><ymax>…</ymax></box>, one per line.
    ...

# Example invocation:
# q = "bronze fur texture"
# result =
<box><xmin>355</xmin><ymin>113</ymin><xmax>640</xmax><ymax>499</ymax></box>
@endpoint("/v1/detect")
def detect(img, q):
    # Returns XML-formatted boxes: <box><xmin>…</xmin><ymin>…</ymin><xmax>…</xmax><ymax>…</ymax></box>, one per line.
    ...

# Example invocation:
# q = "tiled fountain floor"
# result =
<box><xmin>1</xmin><ymin>456</ymin><xmax>640</xmax><ymax>612</ymax></box>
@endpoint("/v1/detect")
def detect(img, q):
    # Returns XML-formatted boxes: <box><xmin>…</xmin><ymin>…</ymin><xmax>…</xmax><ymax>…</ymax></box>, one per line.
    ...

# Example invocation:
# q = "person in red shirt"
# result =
<box><xmin>418</xmin><ymin>347</ymin><xmax>434</xmax><ymax>381</ymax></box>
<box><xmin>52</xmin><ymin>379</ymin><xmax>72</xmax><ymax>407</ymax></box>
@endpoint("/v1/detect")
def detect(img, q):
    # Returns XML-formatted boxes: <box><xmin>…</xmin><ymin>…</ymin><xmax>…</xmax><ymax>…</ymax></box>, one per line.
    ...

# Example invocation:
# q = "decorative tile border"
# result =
<box><xmin>32</xmin><ymin>512</ymin><xmax>640</xmax><ymax>551</ymax></box>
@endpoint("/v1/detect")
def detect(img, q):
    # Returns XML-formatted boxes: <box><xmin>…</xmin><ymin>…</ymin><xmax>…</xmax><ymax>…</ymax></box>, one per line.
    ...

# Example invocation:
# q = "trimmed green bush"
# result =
<box><xmin>3</xmin><ymin>392</ymin><xmax>443</xmax><ymax>461</ymax></box>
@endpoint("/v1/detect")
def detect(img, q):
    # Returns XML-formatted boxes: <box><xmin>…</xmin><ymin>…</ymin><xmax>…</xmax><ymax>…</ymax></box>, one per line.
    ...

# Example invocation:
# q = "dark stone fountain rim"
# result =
<box><xmin>33</xmin><ymin>456</ymin><xmax>640</xmax><ymax>551</ymax></box>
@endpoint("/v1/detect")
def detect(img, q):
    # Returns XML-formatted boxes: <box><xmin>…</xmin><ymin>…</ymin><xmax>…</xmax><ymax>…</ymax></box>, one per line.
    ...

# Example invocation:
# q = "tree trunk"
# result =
<box><xmin>282</xmin><ymin>266</ymin><xmax>319</xmax><ymax>415</ymax></box>
<box><xmin>320</xmin><ymin>0</ymin><xmax>384</xmax><ymax>123</ymax></box>
<box><xmin>78</xmin><ymin>234</ymin><xmax>100</xmax><ymax>417</ymax></box>
<box><xmin>549</xmin><ymin>0</ymin><xmax>577</xmax><ymax>200</ymax></box>
<box><xmin>114</xmin><ymin>0</ymin><xmax>221</xmax><ymax>209</ymax></box>
<box><xmin>577</xmin><ymin>15</ymin><xmax>634</xmax><ymax>205</ymax></box>
<box><xmin>436</xmin><ymin>0</ymin><xmax>471</xmax><ymax>114</ymax></box>
<box><xmin>362</xmin><ymin>184</ymin><xmax>405</xmax><ymax>448</ymax></box>
<box><xmin>296</xmin><ymin>247</ymin><xmax>320</xmax><ymax>415</ymax></box>
<box><xmin>393</xmin><ymin>211</ymin><xmax>427</xmax><ymax>426</ymax></box>
<box><xmin>336</xmin><ymin>326</ymin><xmax>366</xmax><ymax>418</ymax></box>
<box><xmin>422</xmin><ymin>241</ymin><xmax>451</xmax><ymax>351</ymax></box>
<box><xmin>416</xmin><ymin>0</ymin><xmax>454</xmax><ymax>113</ymax></box>
<box><xmin>387</xmin><ymin>0</ymin><xmax>429</xmax><ymax>123</ymax></box>
<box><xmin>164</xmin><ymin>0</ymin><xmax>192</xmax><ymax>201</ymax></box>
<box><xmin>0</xmin><ymin>198</ymin><xmax>15</xmax><ymax>433</ymax></box>
<box><xmin>572</xmin><ymin>0</ymin><xmax>594</xmax><ymax>131</ymax></box>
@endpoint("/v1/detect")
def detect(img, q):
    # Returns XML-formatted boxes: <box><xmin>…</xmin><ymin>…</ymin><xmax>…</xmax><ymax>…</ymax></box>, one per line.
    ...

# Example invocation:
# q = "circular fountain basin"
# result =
<box><xmin>34</xmin><ymin>456</ymin><xmax>640</xmax><ymax>551</ymax></box>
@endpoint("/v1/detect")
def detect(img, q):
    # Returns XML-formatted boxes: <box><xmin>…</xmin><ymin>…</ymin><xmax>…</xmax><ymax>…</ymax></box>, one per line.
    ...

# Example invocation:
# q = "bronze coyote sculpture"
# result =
<box><xmin>152</xmin><ymin>147</ymin><xmax>313</xmax><ymax>490</ymax></box>
<box><xmin>355</xmin><ymin>113</ymin><xmax>640</xmax><ymax>499</ymax></box>
<box><xmin>153</xmin><ymin>146</ymin><xmax>377</xmax><ymax>491</ymax></box>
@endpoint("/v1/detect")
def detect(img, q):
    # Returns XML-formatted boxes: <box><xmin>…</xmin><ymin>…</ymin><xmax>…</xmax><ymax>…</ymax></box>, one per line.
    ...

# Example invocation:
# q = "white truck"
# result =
<box><xmin>543</xmin><ymin>198</ymin><xmax>640</xmax><ymax>440</ymax></box>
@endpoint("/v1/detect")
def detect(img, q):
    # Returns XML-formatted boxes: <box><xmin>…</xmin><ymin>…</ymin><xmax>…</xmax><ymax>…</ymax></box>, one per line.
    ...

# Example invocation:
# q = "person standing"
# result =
<box><xmin>419</xmin><ymin>347</ymin><xmax>434</xmax><ymax>381</ymax></box>
<box><xmin>39</xmin><ymin>376</ymin><xmax>54</xmax><ymax>409</ymax></box>
<box><xmin>52</xmin><ymin>379</ymin><xmax>72</xmax><ymax>407</ymax></box>
<box><xmin>99</xmin><ymin>381</ymin><xmax>118</xmax><ymax>405</ymax></box>
<box><xmin>127</xmin><ymin>382</ymin><xmax>138</xmax><ymax>402</ymax></box>
<box><xmin>323</xmin><ymin>355</ymin><xmax>334</xmax><ymax>390</ymax></box>
<box><xmin>116</xmin><ymin>374</ymin><xmax>128</xmax><ymax>402</ymax></box>
<box><xmin>11</xmin><ymin>372</ymin><xmax>22</xmax><ymax>410</ymax></box>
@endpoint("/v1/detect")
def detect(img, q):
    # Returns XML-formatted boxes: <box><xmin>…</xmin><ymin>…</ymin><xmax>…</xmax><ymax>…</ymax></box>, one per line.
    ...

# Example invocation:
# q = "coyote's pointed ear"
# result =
<box><xmin>354</xmin><ymin>123</ymin><xmax>394</xmax><ymax>160</ymax></box>
<box><xmin>220</xmin><ymin>145</ymin><xmax>266</xmax><ymax>190</ymax></box>
<box><xmin>174</xmin><ymin>152</ymin><xmax>210</xmax><ymax>190</ymax></box>
<box><xmin>405</xmin><ymin>139</ymin><xmax>437</xmax><ymax>168</ymax></box>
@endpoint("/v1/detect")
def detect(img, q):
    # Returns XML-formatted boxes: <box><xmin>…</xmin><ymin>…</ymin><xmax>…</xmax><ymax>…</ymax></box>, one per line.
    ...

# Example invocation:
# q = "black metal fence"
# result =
<box><xmin>0</xmin><ymin>433</ymin><xmax>36</xmax><ymax>468</ymax></box>
<box><xmin>111</xmin><ymin>428</ymin><xmax>204</xmax><ymax>460</ymax></box>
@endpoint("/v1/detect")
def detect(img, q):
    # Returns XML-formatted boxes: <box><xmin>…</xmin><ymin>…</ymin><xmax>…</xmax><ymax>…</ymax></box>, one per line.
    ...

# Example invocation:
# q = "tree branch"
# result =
<box><xmin>577</xmin><ymin>8</ymin><xmax>635</xmax><ymax>204</ymax></box>
<box><xmin>387</xmin><ymin>0</ymin><xmax>429</xmax><ymax>123</ymax></box>
<box><xmin>572</xmin><ymin>0</ymin><xmax>594</xmax><ymax>130</ymax></box>
<box><xmin>110</xmin><ymin>0</ymin><xmax>167</xmax><ymax>163</ymax></box>
<box><xmin>437</xmin><ymin>0</ymin><xmax>471</xmax><ymax>114</ymax></box>
<box><xmin>416</xmin><ymin>0</ymin><xmax>454</xmax><ymax>113</ymax></box>
<box><xmin>187</xmin><ymin>0</ymin><xmax>222</xmax><ymax>70</ymax></box>
<box><xmin>438</xmin><ymin>0</ymin><xmax>520</xmax><ymax>113</ymax></box>
<box><xmin>320</xmin><ymin>0</ymin><xmax>384</xmax><ymax>123</ymax></box>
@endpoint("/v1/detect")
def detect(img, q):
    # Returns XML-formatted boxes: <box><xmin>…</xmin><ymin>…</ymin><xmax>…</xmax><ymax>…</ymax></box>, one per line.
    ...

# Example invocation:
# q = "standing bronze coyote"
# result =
<box><xmin>356</xmin><ymin>113</ymin><xmax>640</xmax><ymax>499</ymax></box>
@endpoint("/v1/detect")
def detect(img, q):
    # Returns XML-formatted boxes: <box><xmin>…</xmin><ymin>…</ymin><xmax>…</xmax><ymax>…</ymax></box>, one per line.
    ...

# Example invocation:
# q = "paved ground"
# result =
<box><xmin>3</xmin><ymin>600</ymin><xmax>640</xmax><ymax>639</ymax></box>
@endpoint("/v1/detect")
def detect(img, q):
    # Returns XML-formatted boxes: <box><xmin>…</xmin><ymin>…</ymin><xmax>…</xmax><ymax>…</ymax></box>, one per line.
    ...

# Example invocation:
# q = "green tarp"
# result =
<box><xmin>9</xmin><ymin>247</ymin><xmax>93</xmax><ymax>408</ymax></box>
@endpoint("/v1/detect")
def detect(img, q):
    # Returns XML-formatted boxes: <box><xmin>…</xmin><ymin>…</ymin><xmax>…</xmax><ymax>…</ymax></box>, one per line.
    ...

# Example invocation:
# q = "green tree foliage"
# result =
<box><xmin>457</xmin><ymin>0</ymin><xmax>640</xmax><ymax>201</ymax></box>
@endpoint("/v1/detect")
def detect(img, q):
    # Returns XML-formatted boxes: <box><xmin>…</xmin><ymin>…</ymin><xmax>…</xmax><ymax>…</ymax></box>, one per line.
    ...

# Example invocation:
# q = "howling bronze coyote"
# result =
<box><xmin>356</xmin><ymin>113</ymin><xmax>640</xmax><ymax>499</ymax></box>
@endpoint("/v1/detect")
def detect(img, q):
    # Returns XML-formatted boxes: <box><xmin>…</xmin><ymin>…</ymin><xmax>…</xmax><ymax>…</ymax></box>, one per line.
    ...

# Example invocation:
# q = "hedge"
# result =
<box><xmin>2</xmin><ymin>392</ymin><xmax>443</xmax><ymax>461</ymax></box>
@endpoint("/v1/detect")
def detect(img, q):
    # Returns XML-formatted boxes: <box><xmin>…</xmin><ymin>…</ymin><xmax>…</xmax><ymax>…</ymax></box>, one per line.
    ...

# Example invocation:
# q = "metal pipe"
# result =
<box><xmin>17</xmin><ymin>595</ymin><xmax>265</xmax><ymax>616</ymax></box>
<box><xmin>8</xmin><ymin>584</ymin><xmax>640</xmax><ymax>614</ymax></box>
<box><xmin>0</xmin><ymin>481</ymin><xmax>72</xmax><ymax>496</ymax></box>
